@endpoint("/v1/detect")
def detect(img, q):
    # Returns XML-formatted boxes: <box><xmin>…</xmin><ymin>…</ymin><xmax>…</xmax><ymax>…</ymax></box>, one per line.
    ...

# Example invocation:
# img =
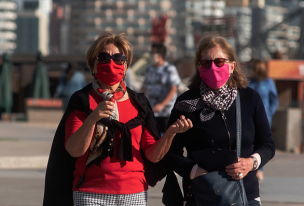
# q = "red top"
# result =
<box><xmin>65</xmin><ymin>90</ymin><xmax>157</xmax><ymax>194</ymax></box>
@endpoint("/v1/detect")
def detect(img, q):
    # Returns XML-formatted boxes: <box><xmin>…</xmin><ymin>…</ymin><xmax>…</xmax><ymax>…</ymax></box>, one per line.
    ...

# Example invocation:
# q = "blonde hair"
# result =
<box><xmin>188</xmin><ymin>35</ymin><xmax>248</xmax><ymax>89</ymax></box>
<box><xmin>86</xmin><ymin>31</ymin><xmax>133</xmax><ymax>74</ymax></box>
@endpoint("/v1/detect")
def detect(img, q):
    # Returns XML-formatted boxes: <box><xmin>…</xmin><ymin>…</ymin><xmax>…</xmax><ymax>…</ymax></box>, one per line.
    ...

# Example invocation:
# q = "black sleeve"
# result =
<box><xmin>162</xmin><ymin>106</ymin><xmax>196</xmax><ymax>178</ymax></box>
<box><xmin>252</xmin><ymin>91</ymin><xmax>276</xmax><ymax>168</ymax></box>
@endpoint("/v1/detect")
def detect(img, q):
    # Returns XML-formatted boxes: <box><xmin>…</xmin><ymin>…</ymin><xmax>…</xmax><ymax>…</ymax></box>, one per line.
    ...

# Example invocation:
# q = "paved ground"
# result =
<box><xmin>0</xmin><ymin>121</ymin><xmax>304</xmax><ymax>206</ymax></box>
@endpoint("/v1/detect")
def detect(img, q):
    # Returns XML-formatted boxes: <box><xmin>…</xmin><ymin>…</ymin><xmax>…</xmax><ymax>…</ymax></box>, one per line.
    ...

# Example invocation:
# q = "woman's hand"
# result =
<box><xmin>144</xmin><ymin>116</ymin><xmax>192</xmax><ymax>163</ymax></box>
<box><xmin>225</xmin><ymin>157</ymin><xmax>254</xmax><ymax>180</ymax></box>
<box><xmin>167</xmin><ymin>115</ymin><xmax>193</xmax><ymax>134</ymax></box>
<box><xmin>88</xmin><ymin>101</ymin><xmax>114</xmax><ymax>123</ymax></box>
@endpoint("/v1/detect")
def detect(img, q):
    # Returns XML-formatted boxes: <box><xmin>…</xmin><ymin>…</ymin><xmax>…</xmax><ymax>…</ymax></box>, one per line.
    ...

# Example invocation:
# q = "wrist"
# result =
<box><xmin>250</xmin><ymin>156</ymin><xmax>258</xmax><ymax>171</ymax></box>
<box><xmin>165</xmin><ymin>127</ymin><xmax>177</xmax><ymax>137</ymax></box>
<box><xmin>86</xmin><ymin>115</ymin><xmax>98</xmax><ymax>125</ymax></box>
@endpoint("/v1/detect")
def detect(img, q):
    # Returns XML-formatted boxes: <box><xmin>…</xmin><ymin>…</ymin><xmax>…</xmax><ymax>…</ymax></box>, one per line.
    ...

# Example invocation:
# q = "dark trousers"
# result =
<box><xmin>185</xmin><ymin>199</ymin><xmax>261</xmax><ymax>206</ymax></box>
<box><xmin>155</xmin><ymin>117</ymin><xmax>169</xmax><ymax>134</ymax></box>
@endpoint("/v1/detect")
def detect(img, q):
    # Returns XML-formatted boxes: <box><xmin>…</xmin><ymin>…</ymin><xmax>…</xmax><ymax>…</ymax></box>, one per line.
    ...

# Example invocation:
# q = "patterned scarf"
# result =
<box><xmin>175</xmin><ymin>80</ymin><xmax>237</xmax><ymax>122</ymax></box>
<box><xmin>87</xmin><ymin>80</ymin><xmax>126</xmax><ymax>166</ymax></box>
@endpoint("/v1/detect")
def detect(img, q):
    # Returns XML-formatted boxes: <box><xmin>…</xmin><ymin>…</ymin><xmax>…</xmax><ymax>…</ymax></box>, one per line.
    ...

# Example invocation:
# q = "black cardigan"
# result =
<box><xmin>162</xmin><ymin>87</ymin><xmax>276</xmax><ymax>206</ymax></box>
<box><xmin>43</xmin><ymin>84</ymin><xmax>166</xmax><ymax>206</ymax></box>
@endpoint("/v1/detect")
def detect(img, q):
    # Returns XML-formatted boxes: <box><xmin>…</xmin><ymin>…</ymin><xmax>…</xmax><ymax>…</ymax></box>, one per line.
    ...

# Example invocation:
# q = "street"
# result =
<box><xmin>0</xmin><ymin>122</ymin><xmax>304</xmax><ymax>206</ymax></box>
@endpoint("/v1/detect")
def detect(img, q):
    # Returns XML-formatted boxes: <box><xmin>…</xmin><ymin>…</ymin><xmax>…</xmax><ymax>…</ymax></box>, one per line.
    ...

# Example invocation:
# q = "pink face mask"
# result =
<box><xmin>199</xmin><ymin>62</ymin><xmax>230</xmax><ymax>89</ymax></box>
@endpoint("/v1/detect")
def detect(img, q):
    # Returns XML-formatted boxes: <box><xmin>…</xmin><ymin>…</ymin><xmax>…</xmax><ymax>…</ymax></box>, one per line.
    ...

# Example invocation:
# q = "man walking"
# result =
<box><xmin>141</xmin><ymin>43</ymin><xmax>181</xmax><ymax>133</ymax></box>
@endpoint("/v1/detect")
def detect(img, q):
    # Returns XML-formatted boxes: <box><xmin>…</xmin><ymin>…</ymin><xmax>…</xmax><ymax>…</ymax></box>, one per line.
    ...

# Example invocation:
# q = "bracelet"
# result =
<box><xmin>250</xmin><ymin>156</ymin><xmax>258</xmax><ymax>171</ymax></box>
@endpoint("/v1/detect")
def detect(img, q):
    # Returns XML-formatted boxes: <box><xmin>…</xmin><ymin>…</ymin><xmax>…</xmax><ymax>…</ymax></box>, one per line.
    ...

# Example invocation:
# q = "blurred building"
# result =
<box><xmin>252</xmin><ymin>5</ymin><xmax>301</xmax><ymax>60</ymax></box>
<box><xmin>183</xmin><ymin>0</ymin><xmax>226</xmax><ymax>56</ymax></box>
<box><xmin>13</xmin><ymin>0</ymin><xmax>52</xmax><ymax>55</ymax></box>
<box><xmin>0</xmin><ymin>0</ymin><xmax>17</xmax><ymax>55</ymax></box>
<box><xmin>68</xmin><ymin>0</ymin><xmax>181</xmax><ymax>58</ymax></box>
<box><xmin>225</xmin><ymin>6</ymin><xmax>252</xmax><ymax>62</ymax></box>
<box><xmin>226</xmin><ymin>0</ymin><xmax>250</xmax><ymax>7</ymax></box>
<box><xmin>49</xmin><ymin>3</ymin><xmax>64</xmax><ymax>55</ymax></box>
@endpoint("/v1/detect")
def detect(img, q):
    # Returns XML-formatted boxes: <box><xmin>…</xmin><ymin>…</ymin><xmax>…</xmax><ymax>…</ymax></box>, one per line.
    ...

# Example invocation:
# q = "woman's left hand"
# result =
<box><xmin>225</xmin><ymin>157</ymin><xmax>254</xmax><ymax>180</ymax></box>
<box><xmin>168</xmin><ymin>115</ymin><xmax>193</xmax><ymax>134</ymax></box>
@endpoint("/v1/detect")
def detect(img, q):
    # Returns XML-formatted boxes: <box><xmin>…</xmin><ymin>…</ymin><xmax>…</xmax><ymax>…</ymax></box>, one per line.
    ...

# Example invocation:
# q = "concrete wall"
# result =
<box><xmin>272</xmin><ymin>108</ymin><xmax>302</xmax><ymax>153</ymax></box>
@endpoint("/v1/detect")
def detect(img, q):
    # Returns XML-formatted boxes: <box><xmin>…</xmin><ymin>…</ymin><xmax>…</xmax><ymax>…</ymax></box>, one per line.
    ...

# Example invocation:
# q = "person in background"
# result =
<box><xmin>141</xmin><ymin>43</ymin><xmax>181</xmax><ymax>133</ymax></box>
<box><xmin>43</xmin><ymin>31</ymin><xmax>192</xmax><ymax>206</ymax></box>
<box><xmin>161</xmin><ymin>35</ymin><xmax>275</xmax><ymax>206</ymax></box>
<box><xmin>124</xmin><ymin>67</ymin><xmax>136</xmax><ymax>91</ymax></box>
<box><xmin>54</xmin><ymin>62</ymin><xmax>87</xmax><ymax>110</ymax></box>
<box><xmin>248</xmin><ymin>59</ymin><xmax>279</xmax><ymax>181</ymax></box>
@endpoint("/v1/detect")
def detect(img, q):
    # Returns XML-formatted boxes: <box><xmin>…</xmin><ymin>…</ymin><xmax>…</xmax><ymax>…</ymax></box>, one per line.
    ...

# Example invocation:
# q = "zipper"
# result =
<box><xmin>221</xmin><ymin>111</ymin><xmax>231</xmax><ymax>150</ymax></box>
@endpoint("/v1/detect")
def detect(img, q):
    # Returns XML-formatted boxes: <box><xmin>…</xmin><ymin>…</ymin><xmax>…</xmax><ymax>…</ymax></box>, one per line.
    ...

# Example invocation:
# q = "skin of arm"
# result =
<box><xmin>145</xmin><ymin>115</ymin><xmax>193</xmax><ymax>163</ymax></box>
<box><xmin>65</xmin><ymin>101</ymin><xmax>114</xmax><ymax>157</ymax></box>
<box><xmin>153</xmin><ymin>85</ymin><xmax>178</xmax><ymax>113</ymax></box>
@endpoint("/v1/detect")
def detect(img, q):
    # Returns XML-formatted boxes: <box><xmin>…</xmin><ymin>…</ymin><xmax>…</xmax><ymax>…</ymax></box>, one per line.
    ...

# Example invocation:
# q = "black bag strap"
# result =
<box><xmin>236</xmin><ymin>91</ymin><xmax>241</xmax><ymax>157</ymax></box>
<box><xmin>236</xmin><ymin>91</ymin><xmax>249</xmax><ymax>206</ymax></box>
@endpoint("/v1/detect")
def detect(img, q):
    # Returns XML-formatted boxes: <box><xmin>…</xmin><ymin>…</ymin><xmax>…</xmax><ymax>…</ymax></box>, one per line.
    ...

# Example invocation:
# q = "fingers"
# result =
<box><xmin>174</xmin><ymin>116</ymin><xmax>193</xmax><ymax>133</ymax></box>
<box><xmin>91</xmin><ymin>101</ymin><xmax>115</xmax><ymax>120</ymax></box>
<box><xmin>225</xmin><ymin>158</ymin><xmax>251</xmax><ymax>180</ymax></box>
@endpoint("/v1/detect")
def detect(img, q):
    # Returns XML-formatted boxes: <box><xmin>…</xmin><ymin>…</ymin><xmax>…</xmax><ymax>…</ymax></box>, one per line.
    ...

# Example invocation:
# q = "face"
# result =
<box><xmin>150</xmin><ymin>48</ymin><xmax>162</xmax><ymax>66</ymax></box>
<box><xmin>198</xmin><ymin>46</ymin><xmax>235</xmax><ymax>74</ymax></box>
<box><xmin>93</xmin><ymin>43</ymin><xmax>127</xmax><ymax>74</ymax></box>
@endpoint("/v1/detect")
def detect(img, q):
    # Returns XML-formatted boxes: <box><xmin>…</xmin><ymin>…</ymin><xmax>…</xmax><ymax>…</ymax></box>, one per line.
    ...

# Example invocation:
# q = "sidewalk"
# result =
<box><xmin>0</xmin><ymin>121</ymin><xmax>304</xmax><ymax>206</ymax></box>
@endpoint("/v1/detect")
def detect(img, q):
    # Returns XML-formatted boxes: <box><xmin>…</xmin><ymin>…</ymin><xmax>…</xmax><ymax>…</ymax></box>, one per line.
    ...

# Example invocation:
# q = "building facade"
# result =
<box><xmin>68</xmin><ymin>0</ymin><xmax>182</xmax><ymax>58</ymax></box>
<box><xmin>14</xmin><ymin>0</ymin><xmax>52</xmax><ymax>55</ymax></box>
<box><xmin>252</xmin><ymin>5</ymin><xmax>301</xmax><ymax>60</ymax></box>
<box><xmin>0</xmin><ymin>0</ymin><xmax>17</xmax><ymax>55</ymax></box>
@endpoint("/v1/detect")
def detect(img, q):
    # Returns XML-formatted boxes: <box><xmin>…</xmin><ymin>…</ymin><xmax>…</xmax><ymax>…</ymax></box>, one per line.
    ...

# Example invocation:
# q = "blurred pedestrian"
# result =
<box><xmin>141</xmin><ymin>43</ymin><xmax>181</xmax><ymax>133</ymax></box>
<box><xmin>248</xmin><ymin>59</ymin><xmax>279</xmax><ymax>181</ymax></box>
<box><xmin>43</xmin><ymin>31</ymin><xmax>192</xmax><ymax>206</ymax></box>
<box><xmin>54</xmin><ymin>62</ymin><xmax>87</xmax><ymax>110</ymax></box>
<box><xmin>124</xmin><ymin>67</ymin><xmax>136</xmax><ymax>91</ymax></box>
<box><xmin>162</xmin><ymin>35</ymin><xmax>275</xmax><ymax>206</ymax></box>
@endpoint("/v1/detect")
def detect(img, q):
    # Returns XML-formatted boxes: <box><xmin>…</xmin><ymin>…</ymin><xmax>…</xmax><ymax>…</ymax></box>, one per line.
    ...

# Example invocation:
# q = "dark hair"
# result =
<box><xmin>252</xmin><ymin>60</ymin><xmax>268</xmax><ymax>81</ymax></box>
<box><xmin>273</xmin><ymin>50</ymin><xmax>283</xmax><ymax>59</ymax></box>
<box><xmin>151</xmin><ymin>43</ymin><xmax>166</xmax><ymax>60</ymax></box>
<box><xmin>188</xmin><ymin>34</ymin><xmax>248</xmax><ymax>89</ymax></box>
<box><xmin>64</xmin><ymin>62</ymin><xmax>77</xmax><ymax>82</ymax></box>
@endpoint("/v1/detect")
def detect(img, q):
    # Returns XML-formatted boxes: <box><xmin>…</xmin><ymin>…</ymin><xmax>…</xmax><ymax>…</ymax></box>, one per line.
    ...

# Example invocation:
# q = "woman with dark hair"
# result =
<box><xmin>248</xmin><ymin>59</ymin><xmax>278</xmax><ymax>181</ymax></box>
<box><xmin>43</xmin><ymin>31</ymin><xmax>192</xmax><ymax>206</ymax></box>
<box><xmin>162</xmin><ymin>35</ymin><xmax>275</xmax><ymax>206</ymax></box>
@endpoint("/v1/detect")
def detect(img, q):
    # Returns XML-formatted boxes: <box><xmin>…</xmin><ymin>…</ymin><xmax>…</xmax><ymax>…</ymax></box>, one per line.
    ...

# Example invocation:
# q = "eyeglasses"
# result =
<box><xmin>199</xmin><ymin>58</ymin><xmax>229</xmax><ymax>69</ymax></box>
<box><xmin>96</xmin><ymin>52</ymin><xmax>127</xmax><ymax>65</ymax></box>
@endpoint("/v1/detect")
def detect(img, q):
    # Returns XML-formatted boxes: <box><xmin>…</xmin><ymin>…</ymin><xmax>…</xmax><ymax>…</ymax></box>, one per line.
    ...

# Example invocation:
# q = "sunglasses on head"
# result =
<box><xmin>96</xmin><ymin>52</ymin><xmax>127</xmax><ymax>65</ymax></box>
<box><xmin>199</xmin><ymin>58</ymin><xmax>229</xmax><ymax>69</ymax></box>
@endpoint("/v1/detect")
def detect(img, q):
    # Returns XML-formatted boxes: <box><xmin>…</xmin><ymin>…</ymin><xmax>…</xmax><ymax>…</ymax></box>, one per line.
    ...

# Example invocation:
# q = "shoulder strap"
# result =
<box><xmin>236</xmin><ymin>90</ymin><xmax>249</xmax><ymax>206</ymax></box>
<box><xmin>236</xmin><ymin>91</ymin><xmax>241</xmax><ymax>157</ymax></box>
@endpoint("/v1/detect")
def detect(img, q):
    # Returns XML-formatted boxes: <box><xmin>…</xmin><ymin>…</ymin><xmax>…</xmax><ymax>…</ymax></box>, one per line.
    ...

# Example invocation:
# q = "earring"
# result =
<box><xmin>92</xmin><ymin>71</ymin><xmax>95</xmax><ymax>76</ymax></box>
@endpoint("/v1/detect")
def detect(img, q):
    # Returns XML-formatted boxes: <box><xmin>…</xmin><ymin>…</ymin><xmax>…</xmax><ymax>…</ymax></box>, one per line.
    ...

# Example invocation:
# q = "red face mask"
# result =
<box><xmin>95</xmin><ymin>60</ymin><xmax>125</xmax><ymax>85</ymax></box>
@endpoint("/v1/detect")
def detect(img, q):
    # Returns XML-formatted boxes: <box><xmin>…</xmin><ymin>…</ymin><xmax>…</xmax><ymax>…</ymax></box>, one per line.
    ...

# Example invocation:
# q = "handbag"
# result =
<box><xmin>190</xmin><ymin>92</ymin><xmax>249</xmax><ymax>206</ymax></box>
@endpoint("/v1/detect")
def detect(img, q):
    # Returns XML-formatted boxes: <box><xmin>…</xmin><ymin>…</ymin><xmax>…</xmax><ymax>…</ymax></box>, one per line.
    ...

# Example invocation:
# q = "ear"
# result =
<box><xmin>92</xmin><ymin>59</ymin><xmax>98</xmax><ymax>75</ymax></box>
<box><xmin>229</xmin><ymin>61</ymin><xmax>236</xmax><ymax>74</ymax></box>
<box><xmin>124</xmin><ymin>63</ymin><xmax>128</xmax><ymax>73</ymax></box>
<box><xmin>196</xmin><ymin>61</ymin><xmax>201</xmax><ymax>72</ymax></box>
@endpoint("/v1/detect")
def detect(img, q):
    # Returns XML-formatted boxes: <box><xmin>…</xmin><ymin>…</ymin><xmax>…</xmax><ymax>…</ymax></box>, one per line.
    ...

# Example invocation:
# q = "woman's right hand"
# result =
<box><xmin>88</xmin><ymin>100</ymin><xmax>114</xmax><ymax>122</ymax></box>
